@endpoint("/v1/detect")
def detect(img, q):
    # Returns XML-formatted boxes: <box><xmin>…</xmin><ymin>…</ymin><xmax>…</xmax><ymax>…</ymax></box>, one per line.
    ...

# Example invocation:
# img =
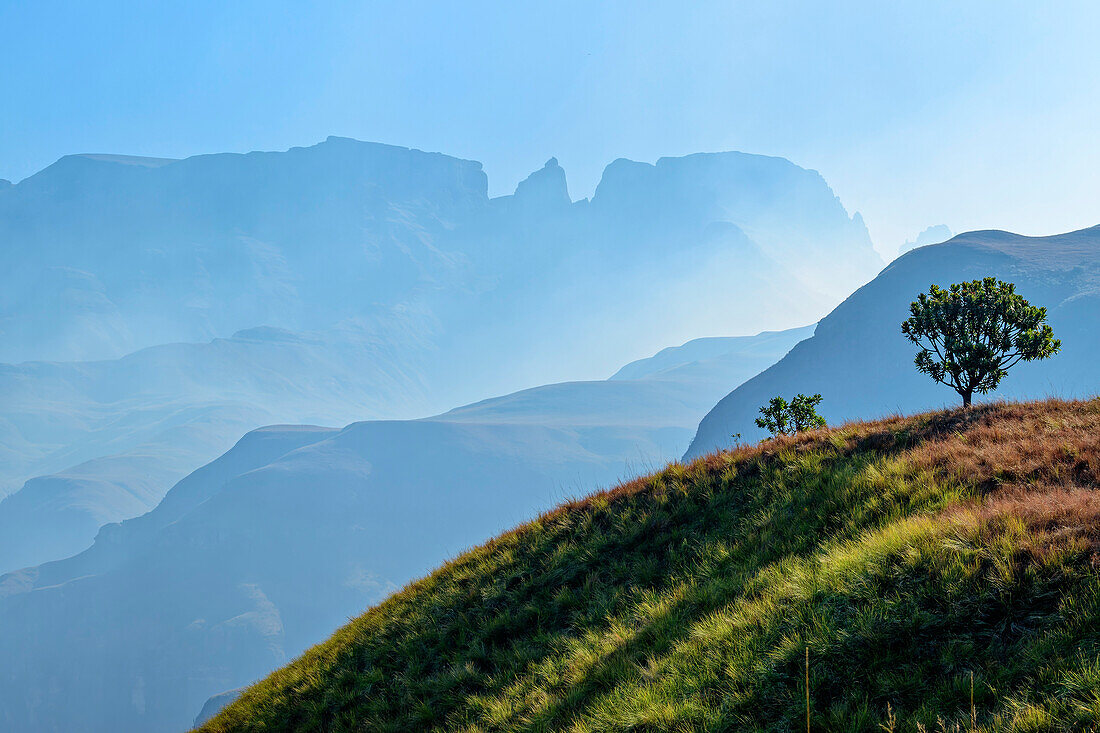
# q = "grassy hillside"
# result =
<box><xmin>199</xmin><ymin>399</ymin><xmax>1100</xmax><ymax>732</ymax></box>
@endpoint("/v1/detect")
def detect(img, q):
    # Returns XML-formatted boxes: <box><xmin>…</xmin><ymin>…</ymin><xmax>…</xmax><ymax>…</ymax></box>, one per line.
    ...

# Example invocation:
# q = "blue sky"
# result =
<box><xmin>2</xmin><ymin>0</ymin><xmax>1098</xmax><ymax>255</ymax></box>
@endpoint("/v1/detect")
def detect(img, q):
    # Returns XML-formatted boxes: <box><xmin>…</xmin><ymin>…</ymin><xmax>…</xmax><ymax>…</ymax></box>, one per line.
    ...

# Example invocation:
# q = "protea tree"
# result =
<box><xmin>901</xmin><ymin>277</ymin><xmax>1060</xmax><ymax>407</ymax></box>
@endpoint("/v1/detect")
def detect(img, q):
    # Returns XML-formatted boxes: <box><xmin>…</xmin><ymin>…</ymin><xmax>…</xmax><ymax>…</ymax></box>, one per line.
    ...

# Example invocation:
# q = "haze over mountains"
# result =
<box><xmin>0</xmin><ymin>324</ymin><xmax>437</xmax><ymax>574</ymax></box>
<box><xmin>687</xmin><ymin>226</ymin><xmax>1100</xmax><ymax>458</ymax></box>
<box><xmin>0</xmin><ymin>137</ymin><xmax>876</xmax><ymax>376</ymax></box>
<box><xmin>0</xmin><ymin>137</ymin><xmax>877</xmax><ymax>576</ymax></box>
<box><xmin>0</xmin><ymin>327</ymin><xmax>811</xmax><ymax>733</ymax></box>
<box><xmin>10</xmin><ymin>219</ymin><xmax>1100</xmax><ymax>733</ymax></box>
<box><xmin>899</xmin><ymin>224</ymin><xmax>953</xmax><ymax>255</ymax></box>
<box><xmin>14</xmin><ymin>137</ymin><xmax>1098</xmax><ymax>733</ymax></box>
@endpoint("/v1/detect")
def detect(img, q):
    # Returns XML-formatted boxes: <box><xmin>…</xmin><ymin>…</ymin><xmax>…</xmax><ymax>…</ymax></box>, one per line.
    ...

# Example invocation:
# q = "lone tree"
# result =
<box><xmin>901</xmin><ymin>277</ymin><xmax>1060</xmax><ymax>407</ymax></box>
<box><xmin>756</xmin><ymin>393</ymin><xmax>826</xmax><ymax>437</ymax></box>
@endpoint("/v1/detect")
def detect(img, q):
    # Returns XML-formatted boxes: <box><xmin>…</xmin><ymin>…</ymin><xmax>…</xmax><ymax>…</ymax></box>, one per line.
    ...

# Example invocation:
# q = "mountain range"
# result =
<box><xmin>12</xmin><ymin>138</ymin><xmax>1097</xmax><ymax>732</ymax></box>
<box><xmin>0</xmin><ymin>138</ymin><xmax>877</xmax><ymax>577</ymax></box>
<box><xmin>0</xmin><ymin>323</ymin><xmax>437</xmax><ymax>574</ymax></box>
<box><xmin>0</xmin><ymin>326</ymin><xmax>811</xmax><ymax>733</ymax></box>
<box><xmin>0</xmin><ymin>137</ymin><xmax>877</xmax><ymax>382</ymax></box>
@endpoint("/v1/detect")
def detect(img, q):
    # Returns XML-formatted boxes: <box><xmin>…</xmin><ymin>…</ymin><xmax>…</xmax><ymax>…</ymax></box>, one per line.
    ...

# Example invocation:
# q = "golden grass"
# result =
<box><xmin>198</xmin><ymin>398</ymin><xmax>1100</xmax><ymax>733</ymax></box>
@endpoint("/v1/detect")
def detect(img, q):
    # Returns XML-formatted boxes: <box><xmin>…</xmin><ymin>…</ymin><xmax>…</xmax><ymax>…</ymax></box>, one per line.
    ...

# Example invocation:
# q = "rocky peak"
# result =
<box><xmin>512</xmin><ymin>157</ymin><xmax>571</xmax><ymax>211</ymax></box>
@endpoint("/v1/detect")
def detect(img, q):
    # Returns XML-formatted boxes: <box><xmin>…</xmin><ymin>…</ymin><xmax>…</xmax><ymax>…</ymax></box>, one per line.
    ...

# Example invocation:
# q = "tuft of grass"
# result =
<box><xmin>198</xmin><ymin>398</ymin><xmax>1100</xmax><ymax>733</ymax></box>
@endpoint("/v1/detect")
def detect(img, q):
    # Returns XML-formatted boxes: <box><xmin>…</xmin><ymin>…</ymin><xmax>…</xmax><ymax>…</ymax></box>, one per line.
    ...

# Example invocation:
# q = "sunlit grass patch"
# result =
<box><xmin>200</xmin><ymin>398</ymin><xmax>1100</xmax><ymax>733</ymax></box>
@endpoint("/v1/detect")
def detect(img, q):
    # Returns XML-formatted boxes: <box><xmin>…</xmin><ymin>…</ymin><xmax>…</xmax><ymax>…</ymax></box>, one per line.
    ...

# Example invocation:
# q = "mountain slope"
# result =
<box><xmin>200</xmin><ymin>399</ymin><xmax>1100</xmax><ymax>732</ymax></box>
<box><xmin>0</xmin><ymin>325</ymin><xmax>810</xmax><ymax>578</ymax></box>
<box><xmin>0</xmin><ymin>322</ymin><xmax>436</xmax><ymax>497</ymax></box>
<box><xmin>0</xmin><ymin>405</ymin><xmax>270</xmax><ymax>574</ymax></box>
<box><xmin>0</xmin><ymin>326</ymin><xmax>809</xmax><ymax>733</ymax></box>
<box><xmin>686</xmin><ymin>225</ymin><xmax>1100</xmax><ymax>458</ymax></box>
<box><xmin>0</xmin><ymin>323</ymin><xmax>437</xmax><ymax>574</ymax></box>
<box><xmin>609</xmin><ymin>326</ymin><xmax>815</xmax><ymax>383</ymax></box>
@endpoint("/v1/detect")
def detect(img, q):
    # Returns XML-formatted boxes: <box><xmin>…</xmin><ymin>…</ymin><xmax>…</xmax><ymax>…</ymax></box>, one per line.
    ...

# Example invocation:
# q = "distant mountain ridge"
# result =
<box><xmin>0</xmin><ymin>326</ymin><xmax>811</xmax><ymax>733</ymax></box>
<box><xmin>71</xmin><ymin>153</ymin><xmax>180</xmax><ymax>167</ymax></box>
<box><xmin>899</xmin><ymin>224</ymin><xmax>953</xmax><ymax>255</ymax></box>
<box><xmin>0</xmin><ymin>137</ymin><xmax>879</xmax><ymax>731</ymax></box>
<box><xmin>0</xmin><ymin>137</ymin><xmax>875</xmax><ymax>573</ymax></box>
<box><xmin>589</xmin><ymin>152</ymin><xmax>878</xmax><ymax>297</ymax></box>
<box><xmin>0</xmin><ymin>322</ymin><xmax>437</xmax><ymax>574</ymax></box>
<box><xmin>610</xmin><ymin>327</ymin><xmax>815</xmax><ymax>382</ymax></box>
<box><xmin>0</xmin><ymin>137</ymin><xmax>484</xmax><ymax>363</ymax></box>
<box><xmin>0</xmin><ymin>137</ymin><xmax>877</xmax><ymax>386</ymax></box>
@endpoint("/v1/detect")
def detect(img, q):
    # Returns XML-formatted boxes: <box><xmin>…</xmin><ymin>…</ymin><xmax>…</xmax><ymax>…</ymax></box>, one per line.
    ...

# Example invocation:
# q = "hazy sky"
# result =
<box><xmin>2</xmin><ymin>0</ymin><xmax>1098</xmax><ymax>256</ymax></box>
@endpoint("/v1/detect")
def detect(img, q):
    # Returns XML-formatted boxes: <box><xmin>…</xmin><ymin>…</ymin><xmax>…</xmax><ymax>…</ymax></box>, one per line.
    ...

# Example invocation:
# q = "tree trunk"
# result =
<box><xmin>962</xmin><ymin>390</ymin><xmax>972</xmax><ymax>408</ymax></box>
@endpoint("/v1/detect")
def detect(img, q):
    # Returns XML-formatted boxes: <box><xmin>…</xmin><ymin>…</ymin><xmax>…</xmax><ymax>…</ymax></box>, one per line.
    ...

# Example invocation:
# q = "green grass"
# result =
<box><xmin>199</xmin><ymin>400</ymin><xmax>1100</xmax><ymax>732</ymax></box>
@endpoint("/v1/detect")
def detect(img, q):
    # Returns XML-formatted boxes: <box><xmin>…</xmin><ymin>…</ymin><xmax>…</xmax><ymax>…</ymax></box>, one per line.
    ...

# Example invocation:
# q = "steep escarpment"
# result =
<box><xmin>0</xmin><ymin>138</ymin><xmax>873</xmax><ymax>384</ymax></box>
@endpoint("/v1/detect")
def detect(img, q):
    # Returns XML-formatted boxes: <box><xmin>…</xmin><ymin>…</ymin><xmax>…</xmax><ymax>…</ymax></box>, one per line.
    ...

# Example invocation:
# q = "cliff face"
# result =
<box><xmin>0</xmin><ymin>139</ymin><xmax>876</xmax><ymax>369</ymax></box>
<box><xmin>0</xmin><ymin>137</ymin><xmax>489</xmax><ymax>363</ymax></box>
<box><xmin>590</xmin><ymin>151</ymin><xmax>881</xmax><ymax>297</ymax></box>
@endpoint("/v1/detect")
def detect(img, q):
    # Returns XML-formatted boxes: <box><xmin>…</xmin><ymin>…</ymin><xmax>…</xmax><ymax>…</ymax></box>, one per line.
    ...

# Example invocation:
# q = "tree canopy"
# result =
<box><xmin>901</xmin><ymin>278</ymin><xmax>1060</xmax><ymax>406</ymax></box>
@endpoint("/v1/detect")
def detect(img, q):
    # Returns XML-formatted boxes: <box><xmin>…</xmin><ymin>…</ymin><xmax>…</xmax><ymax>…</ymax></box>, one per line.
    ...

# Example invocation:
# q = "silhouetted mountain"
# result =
<box><xmin>686</xmin><ymin>226</ymin><xmax>1100</xmax><ymax>458</ymax></box>
<box><xmin>0</xmin><ymin>138</ymin><xmax>484</xmax><ymax>363</ymax></box>
<box><xmin>899</xmin><ymin>224</ymin><xmax>953</xmax><ymax>255</ymax></box>
<box><xmin>0</xmin><ymin>138</ymin><xmax>874</xmax><ymax>574</ymax></box>
<box><xmin>506</xmin><ymin>157</ymin><xmax>572</xmax><ymax>213</ymax></box>
<box><xmin>610</xmin><ymin>327</ymin><xmax>815</xmax><ymax>382</ymax></box>
<box><xmin>0</xmin><ymin>323</ymin><xmax>436</xmax><ymax>574</ymax></box>
<box><xmin>588</xmin><ymin>152</ymin><xmax>879</xmax><ymax>298</ymax></box>
<box><xmin>0</xmin><ymin>138</ymin><xmax>877</xmax><ymax>397</ymax></box>
<box><xmin>0</xmin><ymin>327</ymin><xmax>810</xmax><ymax>733</ymax></box>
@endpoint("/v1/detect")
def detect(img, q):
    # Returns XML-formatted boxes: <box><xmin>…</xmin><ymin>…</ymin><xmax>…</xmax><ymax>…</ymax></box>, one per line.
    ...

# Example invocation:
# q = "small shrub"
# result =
<box><xmin>756</xmin><ymin>394</ymin><xmax>827</xmax><ymax>438</ymax></box>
